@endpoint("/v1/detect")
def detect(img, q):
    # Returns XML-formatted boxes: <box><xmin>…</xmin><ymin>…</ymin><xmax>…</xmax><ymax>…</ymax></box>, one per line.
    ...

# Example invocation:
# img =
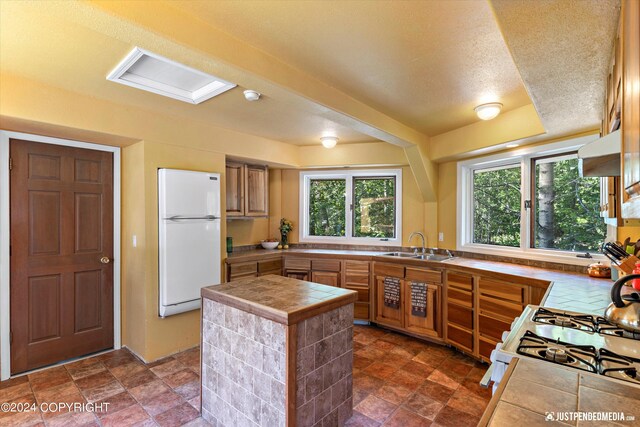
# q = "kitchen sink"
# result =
<box><xmin>381</xmin><ymin>252</ymin><xmax>419</xmax><ymax>258</ymax></box>
<box><xmin>379</xmin><ymin>252</ymin><xmax>453</xmax><ymax>262</ymax></box>
<box><xmin>413</xmin><ymin>254</ymin><xmax>453</xmax><ymax>261</ymax></box>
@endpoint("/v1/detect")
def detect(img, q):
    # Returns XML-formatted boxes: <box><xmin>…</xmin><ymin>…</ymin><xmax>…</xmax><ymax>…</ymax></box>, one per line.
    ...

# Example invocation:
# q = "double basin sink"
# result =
<box><xmin>379</xmin><ymin>252</ymin><xmax>453</xmax><ymax>262</ymax></box>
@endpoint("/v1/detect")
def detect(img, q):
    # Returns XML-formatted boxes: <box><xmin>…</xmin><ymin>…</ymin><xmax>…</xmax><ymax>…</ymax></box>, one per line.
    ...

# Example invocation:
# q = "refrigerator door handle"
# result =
<box><xmin>166</xmin><ymin>215</ymin><xmax>220</xmax><ymax>221</ymax></box>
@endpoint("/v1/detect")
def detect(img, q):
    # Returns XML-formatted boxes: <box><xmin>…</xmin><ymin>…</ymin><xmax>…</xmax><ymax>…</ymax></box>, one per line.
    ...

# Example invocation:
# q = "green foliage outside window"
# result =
<box><xmin>308</xmin><ymin>179</ymin><xmax>346</xmax><ymax>236</ymax></box>
<box><xmin>473</xmin><ymin>166</ymin><xmax>522</xmax><ymax>247</ymax></box>
<box><xmin>534</xmin><ymin>157</ymin><xmax>605</xmax><ymax>252</ymax></box>
<box><xmin>353</xmin><ymin>177</ymin><xmax>395</xmax><ymax>238</ymax></box>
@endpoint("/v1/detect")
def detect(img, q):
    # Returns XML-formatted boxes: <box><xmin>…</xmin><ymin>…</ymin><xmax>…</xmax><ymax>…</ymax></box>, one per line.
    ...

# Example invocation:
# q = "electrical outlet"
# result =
<box><xmin>438</xmin><ymin>232</ymin><xmax>444</xmax><ymax>242</ymax></box>
<box><xmin>132</xmin><ymin>235</ymin><xmax>137</xmax><ymax>247</ymax></box>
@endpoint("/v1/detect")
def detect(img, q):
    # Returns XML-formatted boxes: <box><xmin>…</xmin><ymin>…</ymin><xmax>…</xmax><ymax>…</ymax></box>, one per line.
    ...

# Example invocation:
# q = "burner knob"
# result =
<box><xmin>502</xmin><ymin>331</ymin><xmax>509</xmax><ymax>341</ymax></box>
<box><xmin>511</xmin><ymin>317</ymin><xmax>520</xmax><ymax>329</ymax></box>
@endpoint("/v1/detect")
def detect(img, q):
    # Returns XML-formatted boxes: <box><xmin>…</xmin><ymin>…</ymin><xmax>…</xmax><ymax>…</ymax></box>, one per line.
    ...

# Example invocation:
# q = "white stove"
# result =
<box><xmin>488</xmin><ymin>305</ymin><xmax>640</xmax><ymax>392</ymax></box>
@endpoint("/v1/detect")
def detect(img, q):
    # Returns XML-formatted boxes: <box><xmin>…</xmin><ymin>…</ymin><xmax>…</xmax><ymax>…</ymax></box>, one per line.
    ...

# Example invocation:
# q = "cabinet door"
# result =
<box><xmin>245</xmin><ymin>165</ymin><xmax>269</xmax><ymax>217</ymax></box>
<box><xmin>404</xmin><ymin>281</ymin><xmax>441</xmax><ymax>338</ymax></box>
<box><xmin>622</xmin><ymin>0</ymin><xmax>640</xmax><ymax>218</ymax></box>
<box><xmin>445</xmin><ymin>272</ymin><xmax>474</xmax><ymax>354</ymax></box>
<box><xmin>228</xmin><ymin>261</ymin><xmax>258</xmax><ymax>282</ymax></box>
<box><xmin>225</xmin><ymin>162</ymin><xmax>244</xmax><ymax>217</ymax></box>
<box><xmin>375</xmin><ymin>276</ymin><xmax>403</xmax><ymax>328</ymax></box>
<box><xmin>311</xmin><ymin>271</ymin><xmax>340</xmax><ymax>287</ymax></box>
<box><xmin>344</xmin><ymin>261</ymin><xmax>371</xmax><ymax>321</ymax></box>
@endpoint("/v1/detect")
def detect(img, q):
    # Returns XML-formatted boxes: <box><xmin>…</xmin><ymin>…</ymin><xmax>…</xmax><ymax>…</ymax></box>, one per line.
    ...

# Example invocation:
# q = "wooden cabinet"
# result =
<box><xmin>444</xmin><ymin>272</ymin><xmax>475</xmax><ymax>354</ymax></box>
<box><xmin>311</xmin><ymin>271</ymin><xmax>340</xmax><ymax>287</ymax></box>
<box><xmin>374</xmin><ymin>262</ymin><xmax>442</xmax><ymax>339</ymax></box>
<box><xmin>343</xmin><ymin>260</ymin><xmax>372</xmax><ymax>321</ymax></box>
<box><xmin>258</xmin><ymin>259</ymin><xmax>282</xmax><ymax>276</ymax></box>
<box><xmin>476</xmin><ymin>277</ymin><xmax>528</xmax><ymax>363</ymax></box>
<box><xmin>244</xmin><ymin>164</ymin><xmax>269</xmax><ymax>217</ymax></box>
<box><xmin>226</xmin><ymin>162</ymin><xmax>245</xmax><ymax>217</ymax></box>
<box><xmin>228</xmin><ymin>261</ymin><xmax>258</xmax><ymax>281</ymax></box>
<box><xmin>227</xmin><ymin>258</ymin><xmax>282</xmax><ymax>281</ymax></box>
<box><xmin>621</xmin><ymin>0</ymin><xmax>640</xmax><ymax>218</ymax></box>
<box><xmin>225</xmin><ymin>161</ymin><xmax>268</xmax><ymax>218</ymax></box>
<box><xmin>284</xmin><ymin>257</ymin><xmax>311</xmax><ymax>281</ymax></box>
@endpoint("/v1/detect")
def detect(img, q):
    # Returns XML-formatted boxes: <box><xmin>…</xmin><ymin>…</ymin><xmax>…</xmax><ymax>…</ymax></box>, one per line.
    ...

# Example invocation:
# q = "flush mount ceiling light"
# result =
<box><xmin>474</xmin><ymin>102</ymin><xmax>503</xmax><ymax>120</ymax></box>
<box><xmin>243</xmin><ymin>90</ymin><xmax>261</xmax><ymax>101</ymax></box>
<box><xmin>320</xmin><ymin>136</ymin><xmax>339</xmax><ymax>149</ymax></box>
<box><xmin>506</xmin><ymin>143</ymin><xmax>520</xmax><ymax>148</ymax></box>
<box><xmin>107</xmin><ymin>47</ymin><xmax>236</xmax><ymax>104</ymax></box>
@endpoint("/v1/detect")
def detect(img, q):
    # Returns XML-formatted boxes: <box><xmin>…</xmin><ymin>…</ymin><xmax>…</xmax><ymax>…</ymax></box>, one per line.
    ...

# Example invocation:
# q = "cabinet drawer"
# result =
<box><xmin>344</xmin><ymin>260</ymin><xmax>370</xmax><ymax>273</ymax></box>
<box><xmin>479</xmin><ymin>295</ymin><xmax>523</xmax><ymax>319</ymax></box>
<box><xmin>479</xmin><ymin>314</ymin><xmax>511</xmax><ymax>341</ymax></box>
<box><xmin>345</xmin><ymin>273</ymin><xmax>369</xmax><ymax>287</ymax></box>
<box><xmin>230</xmin><ymin>271</ymin><xmax>258</xmax><ymax>281</ymax></box>
<box><xmin>346</xmin><ymin>285</ymin><xmax>370</xmax><ymax>303</ymax></box>
<box><xmin>406</xmin><ymin>267</ymin><xmax>442</xmax><ymax>283</ymax></box>
<box><xmin>447</xmin><ymin>272</ymin><xmax>473</xmax><ymax>291</ymax></box>
<box><xmin>258</xmin><ymin>259</ymin><xmax>282</xmax><ymax>274</ymax></box>
<box><xmin>230</xmin><ymin>261</ymin><xmax>258</xmax><ymax>276</ymax></box>
<box><xmin>354</xmin><ymin>302</ymin><xmax>370</xmax><ymax>320</ymax></box>
<box><xmin>479</xmin><ymin>336</ymin><xmax>499</xmax><ymax>361</ymax></box>
<box><xmin>447</xmin><ymin>323</ymin><xmax>473</xmax><ymax>352</ymax></box>
<box><xmin>479</xmin><ymin>279</ymin><xmax>525</xmax><ymax>303</ymax></box>
<box><xmin>284</xmin><ymin>258</ymin><xmax>311</xmax><ymax>270</ymax></box>
<box><xmin>374</xmin><ymin>263</ymin><xmax>405</xmax><ymax>278</ymax></box>
<box><xmin>447</xmin><ymin>303</ymin><xmax>473</xmax><ymax>330</ymax></box>
<box><xmin>312</xmin><ymin>259</ymin><xmax>341</xmax><ymax>272</ymax></box>
<box><xmin>447</xmin><ymin>287</ymin><xmax>472</xmax><ymax>308</ymax></box>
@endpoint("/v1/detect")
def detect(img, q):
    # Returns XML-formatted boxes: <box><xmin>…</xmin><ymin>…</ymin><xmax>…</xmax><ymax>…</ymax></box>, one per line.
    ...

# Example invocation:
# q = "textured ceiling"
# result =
<box><xmin>0</xmin><ymin>2</ymin><xmax>375</xmax><ymax>146</ymax></box>
<box><xmin>174</xmin><ymin>0</ymin><xmax>531</xmax><ymax>136</ymax></box>
<box><xmin>491</xmin><ymin>0</ymin><xmax>620</xmax><ymax>138</ymax></box>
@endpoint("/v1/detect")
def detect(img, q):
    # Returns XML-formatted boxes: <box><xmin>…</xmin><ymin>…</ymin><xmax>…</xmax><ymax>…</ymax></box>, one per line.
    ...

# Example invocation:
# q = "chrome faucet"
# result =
<box><xmin>408</xmin><ymin>231</ymin><xmax>426</xmax><ymax>254</ymax></box>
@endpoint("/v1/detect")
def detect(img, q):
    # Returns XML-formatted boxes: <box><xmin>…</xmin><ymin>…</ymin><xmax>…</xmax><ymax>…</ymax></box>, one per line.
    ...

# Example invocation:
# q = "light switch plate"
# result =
<box><xmin>438</xmin><ymin>232</ymin><xmax>444</xmax><ymax>242</ymax></box>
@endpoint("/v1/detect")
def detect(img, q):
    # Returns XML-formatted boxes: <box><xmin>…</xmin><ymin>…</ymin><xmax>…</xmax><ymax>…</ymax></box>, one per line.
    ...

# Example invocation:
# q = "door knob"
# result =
<box><xmin>100</xmin><ymin>256</ymin><xmax>111</xmax><ymax>264</ymax></box>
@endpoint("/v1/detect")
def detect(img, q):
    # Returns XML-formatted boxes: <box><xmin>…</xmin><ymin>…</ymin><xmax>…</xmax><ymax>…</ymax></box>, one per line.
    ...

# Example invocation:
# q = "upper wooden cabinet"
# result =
<box><xmin>225</xmin><ymin>161</ymin><xmax>269</xmax><ymax>218</ymax></box>
<box><xmin>621</xmin><ymin>0</ymin><xmax>640</xmax><ymax>218</ymax></box>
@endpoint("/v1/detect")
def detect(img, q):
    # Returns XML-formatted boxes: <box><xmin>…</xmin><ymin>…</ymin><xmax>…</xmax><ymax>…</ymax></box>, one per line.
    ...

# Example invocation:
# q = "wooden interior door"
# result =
<box><xmin>10</xmin><ymin>139</ymin><xmax>114</xmax><ymax>374</ymax></box>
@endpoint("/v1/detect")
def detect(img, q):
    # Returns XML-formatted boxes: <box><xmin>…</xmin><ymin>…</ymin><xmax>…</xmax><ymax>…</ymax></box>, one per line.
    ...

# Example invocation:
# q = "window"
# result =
<box><xmin>473</xmin><ymin>165</ymin><xmax>521</xmax><ymax>247</ymax></box>
<box><xmin>300</xmin><ymin>169</ymin><xmax>402</xmax><ymax>245</ymax></box>
<box><xmin>532</xmin><ymin>154</ymin><xmax>605</xmax><ymax>252</ymax></box>
<box><xmin>458</xmin><ymin>137</ymin><xmax>607</xmax><ymax>263</ymax></box>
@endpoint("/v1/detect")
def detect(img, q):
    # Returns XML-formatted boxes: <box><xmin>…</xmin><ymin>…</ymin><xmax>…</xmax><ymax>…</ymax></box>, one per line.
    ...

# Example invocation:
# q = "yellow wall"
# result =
<box><xmin>437</xmin><ymin>161</ymin><xmax>458</xmax><ymax>249</ymax></box>
<box><xmin>276</xmin><ymin>166</ymin><xmax>429</xmax><ymax>247</ymax></box>
<box><xmin>0</xmin><ymin>73</ymin><xmax>300</xmax><ymax>362</ymax></box>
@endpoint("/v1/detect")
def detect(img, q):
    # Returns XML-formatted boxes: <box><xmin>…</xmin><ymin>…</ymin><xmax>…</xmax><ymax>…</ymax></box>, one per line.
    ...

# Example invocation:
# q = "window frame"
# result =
<box><xmin>299</xmin><ymin>169</ymin><xmax>402</xmax><ymax>246</ymax></box>
<box><xmin>457</xmin><ymin>135</ymin><xmax>606</xmax><ymax>265</ymax></box>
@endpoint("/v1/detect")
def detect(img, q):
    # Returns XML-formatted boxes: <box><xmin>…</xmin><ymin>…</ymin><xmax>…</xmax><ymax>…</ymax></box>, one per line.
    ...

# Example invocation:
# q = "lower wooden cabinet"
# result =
<box><xmin>228</xmin><ymin>261</ymin><xmax>258</xmax><ymax>281</ymax></box>
<box><xmin>374</xmin><ymin>263</ymin><xmax>443</xmax><ymax>339</ymax></box>
<box><xmin>311</xmin><ymin>270</ymin><xmax>340</xmax><ymax>287</ymax></box>
<box><xmin>375</xmin><ymin>275</ymin><xmax>404</xmax><ymax>328</ymax></box>
<box><xmin>344</xmin><ymin>260</ymin><xmax>372</xmax><ymax>321</ymax></box>
<box><xmin>445</xmin><ymin>271</ymin><xmax>475</xmax><ymax>354</ymax></box>
<box><xmin>404</xmin><ymin>281</ymin><xmax>440</xmax><ymax>338</ymax></box>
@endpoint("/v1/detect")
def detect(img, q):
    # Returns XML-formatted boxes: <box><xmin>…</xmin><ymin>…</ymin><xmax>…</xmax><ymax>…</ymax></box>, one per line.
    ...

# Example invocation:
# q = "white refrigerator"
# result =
<box><xmin>158</xmin><ymin>168</ymin><xmax>221</xmax><ymax>317</ymax></box>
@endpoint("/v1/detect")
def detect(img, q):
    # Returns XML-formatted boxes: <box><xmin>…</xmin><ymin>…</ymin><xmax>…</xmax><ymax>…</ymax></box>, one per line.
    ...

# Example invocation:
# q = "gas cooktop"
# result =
<box><xmin>516</xmin><ymin>330</ymin><xmax>640</xmax><ymax>384</ymax></box>
<box><xmin>495</xmin><ymin>306</ymin><xmax>640</xmax><ymax>387</ymax></box>
<box><xmin>533</xmin><ymin>307</ymin><xmax>640</xmax><ymax>339</ymax></box>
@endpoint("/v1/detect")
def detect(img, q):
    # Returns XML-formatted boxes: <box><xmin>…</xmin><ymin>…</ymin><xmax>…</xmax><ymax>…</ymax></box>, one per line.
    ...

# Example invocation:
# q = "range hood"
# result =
<box><xmin>578</xmin><ymin>129</ymin><xmax>620</xmax><ymax>177</ymax></box>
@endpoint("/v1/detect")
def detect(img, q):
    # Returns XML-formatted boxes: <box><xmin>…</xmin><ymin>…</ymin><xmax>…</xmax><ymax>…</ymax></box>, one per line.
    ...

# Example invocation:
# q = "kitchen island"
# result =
<box><xmin>200</xmin><ymin>274</ymin><xmax>357</xmax><ymax>427</ymax></box>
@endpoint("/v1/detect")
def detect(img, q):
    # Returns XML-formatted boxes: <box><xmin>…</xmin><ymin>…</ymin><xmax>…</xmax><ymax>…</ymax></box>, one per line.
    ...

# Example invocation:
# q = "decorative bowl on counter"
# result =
<box><xmin>587</xmin><ymin>262</ymin><xmax>611</xmax><ymax>278</ymax></box>
<box><xmin>261</xmin><ymin>240</ymin><xmax>280</xmax><ymax>250</ymax></box>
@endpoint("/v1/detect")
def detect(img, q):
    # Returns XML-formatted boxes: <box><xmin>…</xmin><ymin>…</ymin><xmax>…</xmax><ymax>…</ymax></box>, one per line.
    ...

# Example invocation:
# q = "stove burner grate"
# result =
<box><xmin>516</xmin><ymin>330</ymin><xmax>598</xmax><ymax>373</ymax></box>
<box><xmin>532</xmin><ymin>308</ymin><xmax>598</xmax><ymax>332</ymax></box>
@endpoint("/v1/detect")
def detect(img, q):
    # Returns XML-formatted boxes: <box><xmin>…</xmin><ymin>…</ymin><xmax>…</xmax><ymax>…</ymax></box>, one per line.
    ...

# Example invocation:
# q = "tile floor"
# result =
<box><xmin>0</xmin><ymin>325</ymin><xmax>491</xmax><ymax>427</ymax></box>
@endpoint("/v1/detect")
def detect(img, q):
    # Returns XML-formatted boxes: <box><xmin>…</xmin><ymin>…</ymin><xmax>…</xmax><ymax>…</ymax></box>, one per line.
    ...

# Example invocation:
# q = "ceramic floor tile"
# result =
<box><xmin>0</xmin><ymin>323</ymin><xmax>493</xmax><ymax>427</ymax></box>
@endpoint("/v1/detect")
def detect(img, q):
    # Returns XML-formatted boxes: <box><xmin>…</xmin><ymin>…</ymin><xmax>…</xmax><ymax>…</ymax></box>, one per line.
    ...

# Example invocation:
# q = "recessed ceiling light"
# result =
<box><xmin>506</xmin><ymin>143</ymin><xmax>519</xmax><ymax>148</ymax></box>
<box><xmin>474</xmin><ymin>103</ymin><xmax>503</xmax><ymax>120</ymax></box>
<box><xmin>320</xmin><ymin>136</ymin><xmax>338</xmax><ymax>149</ymax></box>
<box><xmin>243</xmin><ymin>90</ymin><xmax>261</xmax><ymax>101</ymax></box>
<box><xmin>107</xmin><ymin>47</ymin><xmax>236</xmax><ymax>104</ymax></box>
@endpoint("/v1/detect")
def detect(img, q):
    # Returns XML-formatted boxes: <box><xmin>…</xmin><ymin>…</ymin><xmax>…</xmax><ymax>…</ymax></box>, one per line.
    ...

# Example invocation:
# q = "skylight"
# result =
<box><xmin>107</xmin><ymin>47</ymin><xmax>236</xmax><ymax>104</ymax></box>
